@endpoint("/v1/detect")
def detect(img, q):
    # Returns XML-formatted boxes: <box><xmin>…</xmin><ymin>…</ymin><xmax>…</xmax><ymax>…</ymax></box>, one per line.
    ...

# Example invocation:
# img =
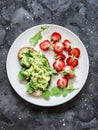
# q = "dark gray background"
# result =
<box><xmin>0</xmin><ymin>0</ymin><xmax>98</xmax><ymax>130</ymax></box>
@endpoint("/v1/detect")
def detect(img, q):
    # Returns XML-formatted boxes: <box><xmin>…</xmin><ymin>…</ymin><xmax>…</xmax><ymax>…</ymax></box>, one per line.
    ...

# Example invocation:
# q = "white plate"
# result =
<box><xmin>6</xmin><ymin>24</ymin><xmax>89</xmax><ymax>107</ymax></box>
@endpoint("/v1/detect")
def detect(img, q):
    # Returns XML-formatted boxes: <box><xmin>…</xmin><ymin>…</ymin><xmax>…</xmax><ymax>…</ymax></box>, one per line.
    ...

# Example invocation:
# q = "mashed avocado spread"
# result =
<box><xmin>18</xmin><ymin>50</ymin><xmax>52</xmax><ymax>94</ymax></box>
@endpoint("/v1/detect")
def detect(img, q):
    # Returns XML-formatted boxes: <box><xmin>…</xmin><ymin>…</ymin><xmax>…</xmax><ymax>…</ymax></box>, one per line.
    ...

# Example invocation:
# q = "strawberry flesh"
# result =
<box><xmin>57</xmin><ymin>77</ymin><xmax>68</xmax><ymax>88</ymax></box>
<box><xmin>66</xmin><ymin>57</ymin><xmax>78</xmax><ymax>67</ymax></box>
<box><xmin>53</xmin><ymin>60</ymin><xmax>65</xmax><ymax>72</ymax></box>
<box><xmin>51</xmin><ymin>32</ymin><xmax>61</xmax><ymax>42</ymax></box>
<box><xmin>64</xmin><ymin>73</ymin><xmax>75</xmax><ymax>79</ymax></box>
<box><xmin>39</xmin><ymin>40</ymin><xmax>50</xmax><ymax>51</ymax></box>
<box><xmin>63</xmin><ymin>40</ymin><xmax>71</xmax><ymax>51</ymax></box>
<box><xmin>68</xmin><ymin>48</ymin><xmax>80</xmax><ymax>58</ymax></box>
<box><xmin>55</xmin><ymin>53</ymin><xmax>66</xmax><ymax>60</ymax></box>
<box><xmin>53</xmin><ymin>42</ymin><xmax>64</xmax><ymax>53</ymax></box>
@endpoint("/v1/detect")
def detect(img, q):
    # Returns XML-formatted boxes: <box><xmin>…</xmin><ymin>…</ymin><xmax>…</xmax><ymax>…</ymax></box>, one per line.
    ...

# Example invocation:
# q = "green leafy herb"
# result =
<box><xmin>49</xmin><ymin>68</ymin><xmax>58</xmax><ymax>75</ymax></box>
<box><xmin>50</xmin><ymin>86</ymin><xmax>62</xmax><ymax>97</ymax></box>
<box><xmin>40</xmin><ymin>25</ymin><xmax>49</xmax><ymax>31</ymax></box>
<box><xmin>30</xmin><ymin>32</ymin><xmax>42</xmax><ymax>46</ymax></box>
<box><xmin>42</xmin><ymin>81</ymin><xmax>76</xmax><ymax>99</ymax></box>
<box><xmin>62</xmin><ymin>88</ymin><xmax>74</xmax><ymax>97</ymax></box>
<box><xmin>61</xmin><ymin>70</ymin><xmax>74</xmax><ymax>76</ymax></box>
<box><xmin>62</xmin><ymin>81</ymin><xmax>76</xmax><ymax>97</ymax></box>
<box><xmin>18</xmin><ymin>69</ymin><xmax>26</xmax><ymax>80</ymax></box>
<box><xmin>68</xmin><ymin>81</ymin><xmax>74</xmax><ymax>88</ymax></box>
<box><xmin>42</xmin><ymin>91</ymin><xmax>50</xmax><ymax>100</ymax></box>
<box><xmin>30</xmin><ymin>25</ymin><xmax>49</xmax><ymax>46</ymax></box>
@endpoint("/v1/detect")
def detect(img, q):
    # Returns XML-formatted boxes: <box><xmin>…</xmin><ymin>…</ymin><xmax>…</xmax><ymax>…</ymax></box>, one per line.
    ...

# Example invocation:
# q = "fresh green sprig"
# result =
<box><xmin>42</xmin><ymin>91</ymin><xmax>50</xmax><ymax>100</ymax></box>
<box><xmin>61</xmin><ymin>70</ymin><xmax>74</xmax><ymax>76</ymax></box>
<box><xmin>42</xmin><ymin>81</ymin><xmax>77</xmax><ymax>100</ymax></box>
<box><xmin>29</xmin><ymin>25</ymin><xmax>49</xmax><ymax>46</ymax></box>
<box><xmin>18</xmin><ymin>68</ymin><xmax>26</xmax><ymax>80</ymax></box>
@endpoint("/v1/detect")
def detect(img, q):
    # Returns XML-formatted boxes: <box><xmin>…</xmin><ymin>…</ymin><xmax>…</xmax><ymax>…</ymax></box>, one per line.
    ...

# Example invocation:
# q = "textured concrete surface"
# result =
<box><xmin>0</xmin><ymin>0</ymin><xmax>98</xmax><ymax>130</ymax></box>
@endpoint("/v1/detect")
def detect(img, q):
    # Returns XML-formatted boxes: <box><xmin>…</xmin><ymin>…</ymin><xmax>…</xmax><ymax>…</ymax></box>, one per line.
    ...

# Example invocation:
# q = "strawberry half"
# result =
<box><xmin>53</xmin><ymin>42</ymin><xmax>64</xmax><ymax>53</ymax></box>
<box><xmin>53</xmin><ymin>60</ymin><xmax>65</xmax><ymax>72</ymax></box>
<box><xmin>39</xmin><ymin>40</ymin><xmax>50</xmax><ymax>51</ymax></box>
<box><xmin>68</xmin><ymin>48</ymin><xmax>80</xmax><ymax>58</ymax></box>
<box><xmin>55</xmin><ymin>53</ymin><xmax>66</xmax><ymax>60</ymax></box>
<box><xmin>57</xmin><ymin>77</ymin><xmax>68</xmax><ymax>88</ymax></box>
<box><xmin>51</xmin><ymin>32</ymin><xmax>61</xmax><ymax>42</ymax></box>
<box><xmin>62</xmin><ymin>65</ymin><xmax>75</xmax><ymax>79</ymax></box>
<box><xmin>63</xmin><ymin>40</ymin><xmax>71</xmax><ymax>51</ymax></box>
<box><xmin>66</xmin><ymin>57</ymin><xmax>78</xmax><ymax>67</ymax></box>
<box><xmin>64</xmin><ymin>73</ymin><xmax>75</xmax><ymax>79</ymax></box>
<box><xmin>63</xmin><ymin>65</ymin><xmax>74</xmax><ymax>72</ymax></box>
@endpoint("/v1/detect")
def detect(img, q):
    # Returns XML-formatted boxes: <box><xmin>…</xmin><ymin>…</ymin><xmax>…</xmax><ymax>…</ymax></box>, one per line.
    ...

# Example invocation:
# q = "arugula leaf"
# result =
<box><xmin>40</xmin><ymin>79</ymin><xmax>77</xmax><ymax>99</ymax></box>
<box><xmin>42</xmin><ymin>91</ymin><xmax>50</xmax><ymax>100</ymax></box>
<box><xmin>42</xmin><ymin>81</ymin><xmax>76</xmax><ymax>99</ymax></box>
<box><xmin>18</xmin><ymin>69</ymin><xmax>26</xmax><ymax>80</ymax></box>
<box><xmin>50</xmin><ymin>86</ymin><xmax>62</xmax><ymax>97</ymax></box>
<box><xmin>62</xmin><ymin>81</ymin><xmax>75</xmax><ymax>97</ymax></box>
<box><xmin>29</xmin><ymin>25</ymin><xmax>49</xmax><ymax>46</ymax></box>
<box><xmin>62</xmin><ymin>88</ymin><xmax>74</xmax><ymax>97</ymax></box>
<box><xmin>30</xmin><ymin>32</ymin><xmax>42</xmax><ymax>46</ymax></box>
<box><xmin>61</xmin><ymin>70</ymin><xmax>74</xmax><ymax>76</ymax></box>
<box><xmin>40</xmin><ymin>25</ymin><xmax>49</xmax><ymax>31</ymax></box>
<box><xmin>49</xmin><ymin>68</ymin><xmax>58</xmax><ymax>75</ymax></box>
<box><xmin>68</xmin><ymin>81</ymin><xmax>74</xmax><ymax>88</ymax></box>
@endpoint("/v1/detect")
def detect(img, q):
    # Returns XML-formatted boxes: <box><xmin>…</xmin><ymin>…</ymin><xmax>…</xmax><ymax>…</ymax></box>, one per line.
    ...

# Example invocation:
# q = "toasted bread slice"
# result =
<box><xmin>18</xmin><ymin>47</ymin><xmax>51</xmax><ymax>97</ymax></box>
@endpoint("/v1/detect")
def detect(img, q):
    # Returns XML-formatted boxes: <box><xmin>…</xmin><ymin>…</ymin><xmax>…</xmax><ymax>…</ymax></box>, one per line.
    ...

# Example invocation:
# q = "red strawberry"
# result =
<box><xmin>53</xmin><ymin>42</ymin><xmax>64</xmax><ymax>53</ymax></box>
<box><xmin>63</xmin><ymin>40</ymin><xmax>71</xmax><ymax>51</ymax></box>
<box><xmin>62</xmin><ymin>65</ymin><xmax>75</xmax><ymax>79</ymax></box>
<box><xmin>66</xmin><ymin>57</ymin><xmax>78</xmax><ymax>67</ymax></box>
<box><xmin>57</xmin><ymin>77</ymin><xmax>68</xmax><ymax>88</ymax></box>
<box><xmin>71</xmin><ymin>59</ymin><xmax>78</xmax><ymax>67</ymax></box>
<box><xmin>63</xmin><ymin>65</ymin><xmax>74</xmax><ymax>72</ymax></box>
<box><xmin>39</xmin><ymin>40</ymin><xmax>50</xmax><ymax>51</ymax></box>
<box><xmin>68</xmin><ymin>48</ymin><xmax>80</xmax><ymax>58</ymax></box>
<box><xmin>64</xmin><ymin>73</ymin><xmax>75</xmax><ymax>79</ymax></box>
<box><xmin>51</xmin><ymin>32</ymin><xmax>61</xmax><ymax>42</ymax></box>
<box><xmin>53</xmin><ymin>60</ymin><xmax>65</xmax><ymax>72</ymax></box>
<box><xmin>55</xmin><ymin>53</ymin><xmax>66</xmax><ymax>60</ymax></box>
<box><xmin>66</xmin><ymin>57</ymin><xmax>73</xmax><ymax>65</ymax></box>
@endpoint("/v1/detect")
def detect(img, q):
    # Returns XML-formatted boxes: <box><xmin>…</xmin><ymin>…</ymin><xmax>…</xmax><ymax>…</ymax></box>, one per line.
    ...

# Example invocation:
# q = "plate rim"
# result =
<box><xmin>6</xmin><ymin>24</ymin><xmax>89</xmax><ymax>107</ymax></box>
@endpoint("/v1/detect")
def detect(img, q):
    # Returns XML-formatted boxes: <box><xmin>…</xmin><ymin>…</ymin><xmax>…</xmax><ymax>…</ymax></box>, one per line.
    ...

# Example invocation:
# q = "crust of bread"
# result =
<box><xmin>32</xmin><ymin>90</ymin><xmax>42</xmax><ymax>97</ymax></box>
<box><xmin>18</xmin><ymin>47</ymin><xmax>35</xmax><ymax>59</ymax></box>
<box><xmin>18</xmin><ymin>47</ymin><xmax>50</xmax><ymax>97</ymax></box>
